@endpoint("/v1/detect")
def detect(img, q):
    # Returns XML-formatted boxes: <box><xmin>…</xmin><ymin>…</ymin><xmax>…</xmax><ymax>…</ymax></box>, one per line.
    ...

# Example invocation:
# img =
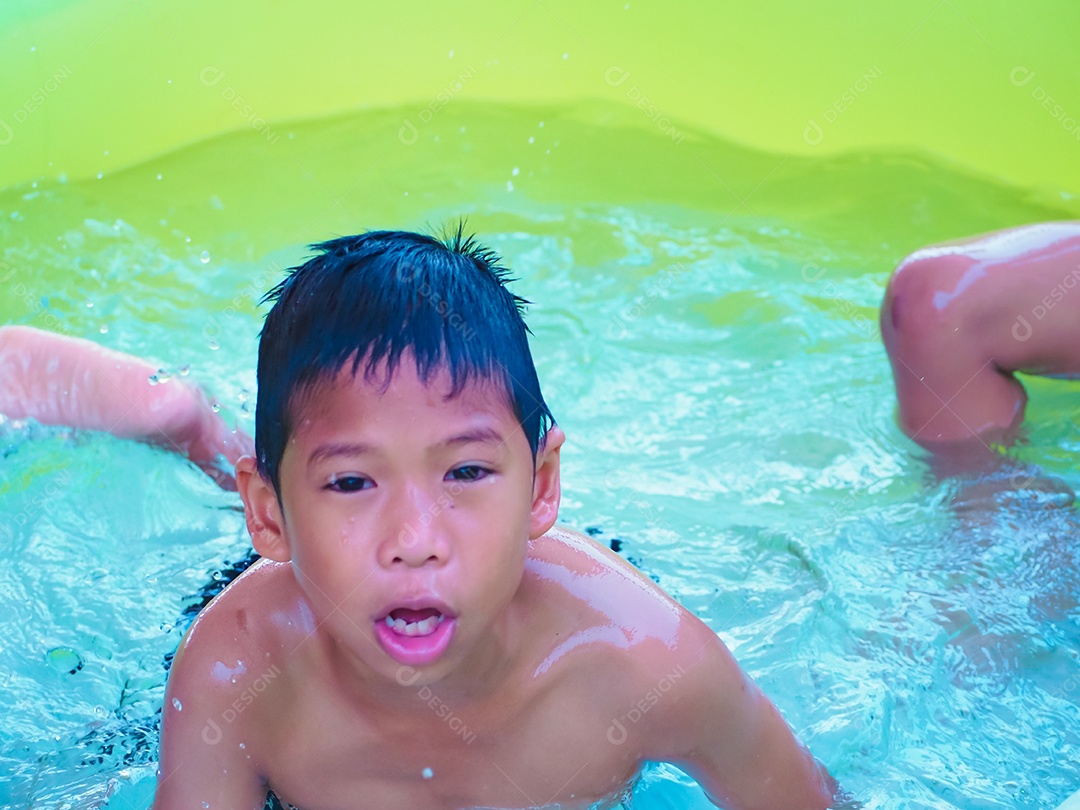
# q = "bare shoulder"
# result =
<box><xmin>526</xmin><ymin>525</ymin><xmax>728</xmax><ymax>653</ymax></box>
<box><xmin>165</xmin><ymin>559</ymin><xmax>315</xmax><ymax>726</ymax></box>
<box><xmin>525</xmin><ymin>531</ymin><xmax>835</xmax><ymax>806</ymax></box>
<box><xmin>524</xmin><ymin>526</ymin><xmax>742</xmax><ymax>728</ymax></box>
<box><xmin>155</xmin><ymin>559</ymin><xmax>311</xmax><ymax>807</ymax></box>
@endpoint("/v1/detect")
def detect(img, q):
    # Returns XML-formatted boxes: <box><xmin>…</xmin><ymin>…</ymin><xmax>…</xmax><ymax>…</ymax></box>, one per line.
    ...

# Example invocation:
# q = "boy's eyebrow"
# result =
<box><xmin>307</xmin><ymin>442</ymin><xmax>376</xmax><ymax>469</ymax></box>
<box><xmin>307</xmin><ymin>427</ymin><xmax>507</xmax><ymax>468</ymax></box>
<box><xmin>440</xmin><ymin>426</ymin><xmax>506</xmax><ymax>448</ymax></box>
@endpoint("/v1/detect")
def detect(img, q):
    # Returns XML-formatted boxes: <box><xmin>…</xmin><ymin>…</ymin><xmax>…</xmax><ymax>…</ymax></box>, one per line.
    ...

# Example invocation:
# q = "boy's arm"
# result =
<box><xmin>153</xmin><ymin>634</ymin><xmax>267</xmax><ymax>810</ymax></box>
<box><xmin>0</xmin><ymin>325</ymin><xmax>251</xmax><ymax>488</ymax></box>
<box><xmin>880</xmin><ymin>221</ymin><xmax>1080</xmax><ymax>448</ymax></box>
<box><xmin>647</xmin><ymin>622</ymin><xmax>837</xmax><ymax>810</ymax></box>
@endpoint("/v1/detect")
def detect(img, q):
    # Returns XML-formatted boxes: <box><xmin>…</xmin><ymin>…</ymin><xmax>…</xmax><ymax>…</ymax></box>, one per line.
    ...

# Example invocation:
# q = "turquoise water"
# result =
<box><xmin>1</xmin><ymin>101</ymin><xmax>1079</xmax><ymax>808</ymax></box>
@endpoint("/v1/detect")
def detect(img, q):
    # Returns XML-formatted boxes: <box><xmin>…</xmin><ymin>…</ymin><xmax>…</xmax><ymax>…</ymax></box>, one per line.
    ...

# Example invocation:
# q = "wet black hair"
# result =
<box><xmin>254</xmin><ymin>225</ymin><xmax>555</xmax><ymax>496</ymax></box>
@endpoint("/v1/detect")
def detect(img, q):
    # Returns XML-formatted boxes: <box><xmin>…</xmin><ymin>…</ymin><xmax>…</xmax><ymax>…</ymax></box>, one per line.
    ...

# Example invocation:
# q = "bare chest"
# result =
<box><xmin>260</xmin><ymin>682</ymin><xmax>641</xmax><ymax>810</ymax></box>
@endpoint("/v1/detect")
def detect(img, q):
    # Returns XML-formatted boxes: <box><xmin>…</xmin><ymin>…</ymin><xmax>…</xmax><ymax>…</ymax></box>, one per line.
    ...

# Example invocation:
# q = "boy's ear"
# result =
<box><xmin>235</xmin><ymin>455</ymin><xmax>292</xmax><ymax>562</ymax></box>
<box><xmin>529</xmin><ymin>426</ymin><xmax>565</xmax><ymax>539</ymax></box>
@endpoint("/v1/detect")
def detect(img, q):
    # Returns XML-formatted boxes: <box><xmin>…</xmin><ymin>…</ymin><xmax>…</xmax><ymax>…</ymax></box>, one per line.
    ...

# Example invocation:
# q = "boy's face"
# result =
<box><xmin>252</xmin><ymin>357</ymin><xmax>561</xmax><ymax>686</ymax></box>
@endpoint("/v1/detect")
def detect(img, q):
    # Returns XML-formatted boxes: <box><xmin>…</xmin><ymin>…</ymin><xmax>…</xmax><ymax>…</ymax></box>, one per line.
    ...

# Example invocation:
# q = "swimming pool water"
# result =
<box><xmin>1</xmin><ymin>100</ymin><xmax>1079</xmax><ymax>809</ymax></box>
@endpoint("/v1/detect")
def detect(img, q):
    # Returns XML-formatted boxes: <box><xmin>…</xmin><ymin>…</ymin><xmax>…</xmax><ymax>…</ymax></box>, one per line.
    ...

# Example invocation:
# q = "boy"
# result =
<box><xmin>1</xmin><ymin>229</ymin><xmax>838</xmax><ymax>809</ymax></box>
<box><xmin>881</xmin><ymin>220</ymin><xmax>1080</xmax><ymax>451</ymax></box>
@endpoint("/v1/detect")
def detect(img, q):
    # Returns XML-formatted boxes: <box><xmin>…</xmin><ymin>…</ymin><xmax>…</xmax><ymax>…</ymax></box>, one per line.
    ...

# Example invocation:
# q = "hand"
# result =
<box><xmin>170</xmin><ymin>387</ymin><xmax>254</xmax><ymax>491</ymax></box>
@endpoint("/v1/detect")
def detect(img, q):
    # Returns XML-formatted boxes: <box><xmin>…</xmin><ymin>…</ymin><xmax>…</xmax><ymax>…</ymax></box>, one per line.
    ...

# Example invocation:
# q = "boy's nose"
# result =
<box><xmin>380</xmin><ymin>485</ymin><xmax>450</xmax><ymax>568</ymax></box>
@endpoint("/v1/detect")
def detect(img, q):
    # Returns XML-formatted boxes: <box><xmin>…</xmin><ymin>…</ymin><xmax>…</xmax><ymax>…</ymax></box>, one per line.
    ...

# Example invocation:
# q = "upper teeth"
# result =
<box><xmin>385</xmin><ymin>614</ymin><xmax>445</xmax><ymax>636</ymax></box>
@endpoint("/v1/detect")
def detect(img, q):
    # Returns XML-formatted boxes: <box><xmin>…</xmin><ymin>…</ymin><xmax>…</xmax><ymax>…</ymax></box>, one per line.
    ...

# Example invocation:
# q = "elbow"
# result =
<box><xmin>881</xmin><ymin>250</ymin><xmax>965</xmax><ymax>359</ymax></box>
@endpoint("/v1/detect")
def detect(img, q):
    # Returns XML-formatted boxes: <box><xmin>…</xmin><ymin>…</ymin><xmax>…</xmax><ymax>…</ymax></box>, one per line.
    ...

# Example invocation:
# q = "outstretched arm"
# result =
<box><xmin>0</xmin><ymin>325</ymin><xmax>251</xmax><ymax>488</ymax></box>
<box><xmin>881</xmin><ymin>221</ymin><xmax>1080</xmax><ymax>450</ymax></box>
<box><xmin>647</xmin><ymin>619</ymin><xmax>839</xmax><ymax>810</ymax></box>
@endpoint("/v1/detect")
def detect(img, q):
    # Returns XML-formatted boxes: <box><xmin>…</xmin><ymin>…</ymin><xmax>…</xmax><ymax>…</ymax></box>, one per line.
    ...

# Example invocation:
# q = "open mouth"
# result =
<box><xmin>374</xmin><ymin>606</ymin><xmax>456</xmax><ymax>666</ymax></box>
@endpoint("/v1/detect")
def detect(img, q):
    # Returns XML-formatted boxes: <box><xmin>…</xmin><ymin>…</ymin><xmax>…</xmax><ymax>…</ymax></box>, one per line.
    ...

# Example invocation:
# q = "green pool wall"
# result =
<box><xmin>0</xmin><ymin>0</ymin><xmax>1078</xmax><ymax>196</ymax></box>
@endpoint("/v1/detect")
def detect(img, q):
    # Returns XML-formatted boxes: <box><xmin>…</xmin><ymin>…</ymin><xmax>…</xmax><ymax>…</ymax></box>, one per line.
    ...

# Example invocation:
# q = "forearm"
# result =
<box><xmin>0</xmin><ymin>326</ymin><xmax>251</xmax><ymax>486</ymax></box>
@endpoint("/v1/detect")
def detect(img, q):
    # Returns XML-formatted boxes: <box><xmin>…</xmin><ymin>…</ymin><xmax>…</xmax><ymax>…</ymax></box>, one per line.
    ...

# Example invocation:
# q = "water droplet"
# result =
<box><xmin>99</xmin><ymin>324</ymin><xmax>109</xmax><ymax>335</ymax></box>
<box><xmin>528</xmin><ymin>136</ymin><xmax>534</xmax><ymax>144</ymax></box>
<box><xmin>199</xmin><ymin>250</ymin><xmax>211</xmax><ymax>264</ymax></box>
<box><xmin>172</xmin><ymin>698</ymin><xmax>183</xmax><ymax>712</ymax></box>
<box><xmin>211</xmin><ymin>403</ymin><xmax>221</xmax><ymax>413</ymax></box>
<box><xmin>208</xmin><ymin>340</ymin><xmax>220</xmax><ymax>351</ymax></box>
<box><xmin>201</xmin><ymin>802</ymin><xmax>209</xmax><ymax>809</ymax></box>
<box><xmin>238</xmin><ymin>742</ymin><xmax>246</xmax><ymax>749</ymax></box>
<box><xmin>96</xmin><ymin>173</ymin><xmax>103</xmax><ymax>180</ymax></box>
<box><xmin>157</xmin><ymin>174</ymin><xmax>163</xmax><ymax>181</ymax></box>
<box><xmin>147</xmin><ymin>375</ymin><xmax>160</xmax><ymax>386</ymax></box>
<box><xmin>511</xmin><ymin>166</ymin><xmax>520</xmax><ymax>177</ymax></box>
<box><xmin>178</xmin><ymin>364</ymin><xmax>190</xmax><ymax>376</ymax></box>
<box><xmin>562</xmin><ymin>52</ymin><xmax>569</xmax><ymax>59</ymax></box>
<box><xmin>422</xmin><ymin>767</ymin><xmax>434</xmax><ymax>779</ymax></box>
<box><xmin>506</xmin><ymin>181</ymin><xmax>514</xmax><ymax>192</ymax></box>
<box><xmin>160</xmin><ymin>620</ymin><xmax>173</xmax><ymax>632</ymax></box>
<box><xmin>84</xmin><ymin>300</ymin><xmax>94</xmax><ymax>308</ymax></box>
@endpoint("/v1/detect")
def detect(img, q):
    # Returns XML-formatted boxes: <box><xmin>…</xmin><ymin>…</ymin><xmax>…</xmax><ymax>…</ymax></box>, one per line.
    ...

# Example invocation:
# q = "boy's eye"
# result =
<box><xmin>446</xmin><ymin>465</ymin><xmax>489</xmax><ymax>482</ymax></box>
<box><xmin>326</xmin><ymin>475</ymin><xmax>373</xmax><ymax>493</ymax></box>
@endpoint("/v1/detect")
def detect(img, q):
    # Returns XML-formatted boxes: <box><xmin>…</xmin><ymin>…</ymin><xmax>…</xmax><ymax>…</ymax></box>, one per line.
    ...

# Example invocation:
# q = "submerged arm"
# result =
<box><xmin>648</xmin><ymin>619</ymin><xmax>839</xmax><ymax>810</ymax></box>
<box><xmin>0</xmin><ymin>325</ymin><xmax>251</xmax><ymax>488</ymax></box>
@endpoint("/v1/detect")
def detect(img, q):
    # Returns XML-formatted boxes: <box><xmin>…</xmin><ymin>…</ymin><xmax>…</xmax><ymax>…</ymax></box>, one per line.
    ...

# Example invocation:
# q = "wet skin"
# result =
<box><xmin>881</xmin><ymin>221</ymin><xmax>1080</xmax><ymax>449</ymax></box>
<box><xmin>154</xmin><ymin>360</ymin><xmax>834</xmax><ymax>810</ymax></box>
<box><xmin>0</xmin><ymin>325</ymin><xmax>250</xmax><ymax>488</ymax></box>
